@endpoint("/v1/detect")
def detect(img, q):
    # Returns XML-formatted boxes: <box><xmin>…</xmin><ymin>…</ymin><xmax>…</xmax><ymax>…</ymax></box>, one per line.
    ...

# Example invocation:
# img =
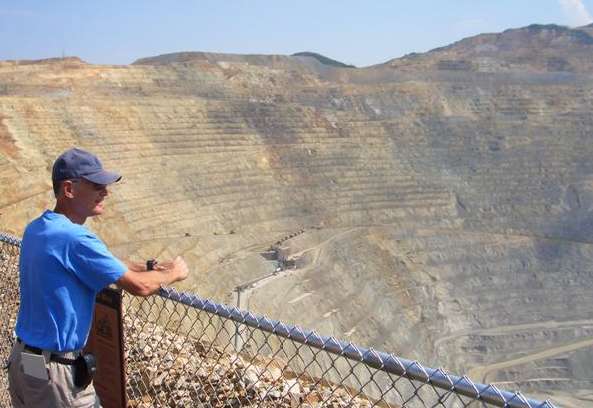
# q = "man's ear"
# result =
<box><xmin>62</xmin><ymin>180</ymin><xmax>76</xmax><ymax>199</ymax></box>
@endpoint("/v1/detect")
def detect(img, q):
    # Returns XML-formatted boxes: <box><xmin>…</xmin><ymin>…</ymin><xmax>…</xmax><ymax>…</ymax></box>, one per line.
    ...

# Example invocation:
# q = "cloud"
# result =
<box><xmin>559</xmin><ymin>0</ymin><xmax>593</xmax><ymax>26</ymax></box>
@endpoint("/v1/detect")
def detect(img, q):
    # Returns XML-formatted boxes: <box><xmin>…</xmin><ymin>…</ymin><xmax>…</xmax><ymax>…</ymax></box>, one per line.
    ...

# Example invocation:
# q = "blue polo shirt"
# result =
<box><xmin>15</xmin><ymin>210</ymin><xmax>126</xmax><ymax>352</ymax></box>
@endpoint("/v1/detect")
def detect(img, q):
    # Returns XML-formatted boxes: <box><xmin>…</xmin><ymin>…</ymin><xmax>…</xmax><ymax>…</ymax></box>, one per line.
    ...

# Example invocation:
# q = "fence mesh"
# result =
<box><xmin>1</xmin><ymin>233</ymin><xmax>555</xmax><ymax>408</ymax></box>
<box><xmin>0</xmin><ymin>234</ymin><xmax>20</xmax><ymax>407</ymax></box>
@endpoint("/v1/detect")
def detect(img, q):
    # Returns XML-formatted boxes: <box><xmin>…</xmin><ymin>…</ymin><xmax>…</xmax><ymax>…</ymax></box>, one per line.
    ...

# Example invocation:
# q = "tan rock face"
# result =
<box><xmin>384</xmin><ymin>24</ymin><xmax>593</xmax><ymax>74</ymax></box>
<box><xmin>2</xmin><ymin>26</ymin><xmax>593</xmax><ymax>405</ymax></box>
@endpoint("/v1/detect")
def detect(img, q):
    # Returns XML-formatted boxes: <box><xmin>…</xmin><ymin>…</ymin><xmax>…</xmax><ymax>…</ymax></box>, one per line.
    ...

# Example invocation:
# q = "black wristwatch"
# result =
<box><xmin>146</xmin><ymin>259</ymin><xmax>157</xmax><ymax>271</ymax></box>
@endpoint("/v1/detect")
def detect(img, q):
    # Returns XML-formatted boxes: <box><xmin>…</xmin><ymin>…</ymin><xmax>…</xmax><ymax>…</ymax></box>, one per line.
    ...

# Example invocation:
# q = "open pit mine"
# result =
<box><xmin>1</xmin><ymin>23</ymin><xmax>593</xmax><ymax>407</ymax></box>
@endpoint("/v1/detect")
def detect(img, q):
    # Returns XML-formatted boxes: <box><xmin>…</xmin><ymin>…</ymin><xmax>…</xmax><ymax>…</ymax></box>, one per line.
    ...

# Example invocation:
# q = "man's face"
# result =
<box><xmin>69</xmin><ymin>178</ymin><xmax>109</xmax><ymax>217</ymax></box>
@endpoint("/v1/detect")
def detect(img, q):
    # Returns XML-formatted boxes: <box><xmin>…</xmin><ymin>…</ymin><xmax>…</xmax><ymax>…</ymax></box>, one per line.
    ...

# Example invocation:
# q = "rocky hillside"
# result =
<box><xmin>1</xmin><ymin>24</ymin><xmax>593</xmax><ymax>407</ymax></box>
<box><xmin>383</xmin><ymin>23</ymin><xmax>593</xmax><ymax>73</ymax></box>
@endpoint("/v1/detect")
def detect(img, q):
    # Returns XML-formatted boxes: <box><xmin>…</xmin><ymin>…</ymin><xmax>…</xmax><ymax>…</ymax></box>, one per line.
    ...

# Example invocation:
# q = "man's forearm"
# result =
<box><xmin>117</xmin><ymin>268</ymin><xmax>179</xmax><ymax>296</ymax></box>
<box><xmin>126</xmin><ymin>261</ymin><xmax>147</xmax><ymax>272</ymax></box>
<box><xmin>136</xmin><ymin>268</ymin><xmax>181</xmax><ymax>294</ymax></box>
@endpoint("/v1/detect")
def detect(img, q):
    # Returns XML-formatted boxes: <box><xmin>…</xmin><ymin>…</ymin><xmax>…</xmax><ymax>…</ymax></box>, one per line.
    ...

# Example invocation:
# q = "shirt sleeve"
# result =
<box><xmin>67</xmin><ymin>232</ymin><xmax>127</xmax><ymax>292</ymax></box>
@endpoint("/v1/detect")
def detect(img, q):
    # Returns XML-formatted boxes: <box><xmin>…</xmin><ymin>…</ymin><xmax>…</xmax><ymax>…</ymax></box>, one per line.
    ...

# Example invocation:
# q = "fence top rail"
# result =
<box><xmin>1</xmin><ymin>232</ymin><xmax>556</xmax><ymax>408</ymax></box>
<box><xmin>0</xmin><ymin>232</ymin><xmax>22</xmax><ymax>247</ymax></box>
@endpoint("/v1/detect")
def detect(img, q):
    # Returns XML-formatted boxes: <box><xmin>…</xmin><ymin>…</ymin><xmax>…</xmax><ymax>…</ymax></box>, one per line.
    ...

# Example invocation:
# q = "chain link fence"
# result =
<box><xmin>1</xmin><ymin>232</ymin><xmax>556</xmax><ymax>407</ymax></box>
<box><xmin>0</xmin><ymin>233</ymin><xmax>21</xmax><ymax>407</ymax></box>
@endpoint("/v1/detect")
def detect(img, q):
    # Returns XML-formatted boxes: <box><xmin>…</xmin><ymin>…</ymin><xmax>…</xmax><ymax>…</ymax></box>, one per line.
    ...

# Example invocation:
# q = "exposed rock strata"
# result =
<box><xmin>1</xmin><ymin>24</ymin><xmax>593</xmax><ymax>406</ymax></box>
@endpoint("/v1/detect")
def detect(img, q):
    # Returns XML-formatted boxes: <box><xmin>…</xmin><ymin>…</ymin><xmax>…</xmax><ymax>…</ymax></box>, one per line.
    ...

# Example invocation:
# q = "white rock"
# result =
<box><xmin>283</xmin><ymin>378</ymin><xmax>302</xmax><ymax>397</ymax></box>
<box><xmin>267</xmin><ymin>366</ymin><xmax>283</xmax><ymax>381</ymax></box>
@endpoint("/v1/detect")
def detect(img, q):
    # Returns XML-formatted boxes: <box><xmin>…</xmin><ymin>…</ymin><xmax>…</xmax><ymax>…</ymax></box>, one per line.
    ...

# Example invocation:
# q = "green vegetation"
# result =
<box><xmin>291</xmin><ymin>52</ymin><xmax>355</xmax><ymax>68</ymax></box>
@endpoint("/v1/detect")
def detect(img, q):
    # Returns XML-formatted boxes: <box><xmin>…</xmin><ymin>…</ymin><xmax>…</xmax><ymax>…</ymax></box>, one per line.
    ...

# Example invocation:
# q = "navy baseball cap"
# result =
<box><xmin>52</xmin><ymin>148</ymin><xmax>121</xmax><ymax>185</ymax></box>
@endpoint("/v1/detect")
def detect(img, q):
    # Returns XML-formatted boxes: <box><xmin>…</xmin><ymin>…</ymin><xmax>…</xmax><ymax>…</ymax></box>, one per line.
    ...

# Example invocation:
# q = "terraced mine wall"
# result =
<box><xmin>0</xmin><ymin>53</ymin><xmax>592</xmax><ymax>406</ymax></box>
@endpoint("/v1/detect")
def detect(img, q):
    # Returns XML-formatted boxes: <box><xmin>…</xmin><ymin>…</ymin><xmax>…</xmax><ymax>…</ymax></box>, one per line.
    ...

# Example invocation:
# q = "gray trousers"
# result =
<box><xmin>8</xmin><ymin>342</ymin><xmax>101</xmax><ymax>408</ymax></box>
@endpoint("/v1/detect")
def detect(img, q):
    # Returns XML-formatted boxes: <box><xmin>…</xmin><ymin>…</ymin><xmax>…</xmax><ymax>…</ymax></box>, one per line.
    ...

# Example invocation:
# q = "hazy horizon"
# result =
<box><xmin>2</xmin><ymin>0</ymin><xmax>593</xmax><ymax>67</ymax></box>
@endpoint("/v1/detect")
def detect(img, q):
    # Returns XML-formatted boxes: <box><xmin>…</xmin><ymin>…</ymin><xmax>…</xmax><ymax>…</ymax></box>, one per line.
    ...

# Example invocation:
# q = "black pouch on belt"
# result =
<box><xmin>73</xmin><ymin>353</ymin><xmax>97</xmax><ymax>389</ymax></box>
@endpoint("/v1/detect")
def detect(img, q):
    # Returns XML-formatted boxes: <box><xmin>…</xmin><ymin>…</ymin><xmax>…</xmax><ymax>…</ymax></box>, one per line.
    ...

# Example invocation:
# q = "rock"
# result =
<box><xmin>267</xmin><ymin>366</ymin><xmax>283</xmax><ymax>381</ymax></box>
<box><xmin>152</xmin><ymin>372</ymin><xmax>168</xmax><ymax>387</ymax></box>
<box><xmin>282</xmin><ymin>378</ymin><xmax>302</xmax><ymax>397</ymax></box>
<box><xmin>267</xmin><ymin>389</ymin><xmax>282</xmax><ymax>399</ymax></box>
<box><xmin>244</xmin><ymin>367</ymin><xmax>261</xmax><ymax>388</ymax></box>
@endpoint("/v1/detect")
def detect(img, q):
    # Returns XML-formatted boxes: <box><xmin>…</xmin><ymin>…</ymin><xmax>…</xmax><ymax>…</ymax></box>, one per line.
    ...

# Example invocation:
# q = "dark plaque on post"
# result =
<box><xmin>85</xmin><ymin>286</ymin><xmax>127</xmax><ymax>408</ymax></box>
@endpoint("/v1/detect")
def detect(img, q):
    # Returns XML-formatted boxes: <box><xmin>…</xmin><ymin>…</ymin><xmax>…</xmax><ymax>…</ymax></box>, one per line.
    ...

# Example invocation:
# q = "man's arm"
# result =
<box><xmin>116</xmin><ymin>256</ymin><xmax>189</xmax><ymax>297</ymax></box>
<box><xmin>126</xmin><ymin>261</ymin><xmax>147</xmax><ymax>272</ymax></box>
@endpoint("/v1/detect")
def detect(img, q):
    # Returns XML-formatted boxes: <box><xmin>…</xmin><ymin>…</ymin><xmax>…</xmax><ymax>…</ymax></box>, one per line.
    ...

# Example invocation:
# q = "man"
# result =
<box><xmin>7</xmin><ymin>147</ymin><xmax>189</xmax><ymax>407</ymax></box>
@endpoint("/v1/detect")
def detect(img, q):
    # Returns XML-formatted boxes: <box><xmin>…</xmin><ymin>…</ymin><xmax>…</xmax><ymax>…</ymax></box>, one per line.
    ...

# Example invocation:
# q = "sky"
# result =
<box><xmin>1</xmin><ymin>0</ymin><xmax>593</xmax><ymax>67</ymax></box>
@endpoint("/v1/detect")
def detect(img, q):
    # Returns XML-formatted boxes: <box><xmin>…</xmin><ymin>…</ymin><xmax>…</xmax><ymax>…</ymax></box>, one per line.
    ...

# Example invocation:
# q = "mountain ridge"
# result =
<box><xmin>382</xmin><ymin>23</ymin><xmax>593</xmax><ymax>72</ymax></box>
<box><xmin>3</xmin><ymin>23</ymin><xmax>593</xmax><ymax>72</ymax></box>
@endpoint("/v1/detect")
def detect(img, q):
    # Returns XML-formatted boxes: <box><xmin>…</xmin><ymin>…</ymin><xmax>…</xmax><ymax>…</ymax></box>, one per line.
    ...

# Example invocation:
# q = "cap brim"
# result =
<box><xmin>83</xmin><ymin>170</ymin><xmax>122</xmax><ymax>185</ymax></box>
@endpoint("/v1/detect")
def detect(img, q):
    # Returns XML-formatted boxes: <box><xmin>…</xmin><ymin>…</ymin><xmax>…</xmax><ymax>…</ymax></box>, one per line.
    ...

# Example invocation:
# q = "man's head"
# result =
<box><xmin>52</xmin><ymin>148</ymin><xmax>122</xmax><ymax>222</ymax></box>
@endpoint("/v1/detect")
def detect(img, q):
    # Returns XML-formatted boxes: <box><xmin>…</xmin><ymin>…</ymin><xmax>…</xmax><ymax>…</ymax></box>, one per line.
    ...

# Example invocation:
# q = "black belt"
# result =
<box><xmin>17</xmin><ymin>338</ymin><xmax>78</xmax><ymax>365</ymax></box>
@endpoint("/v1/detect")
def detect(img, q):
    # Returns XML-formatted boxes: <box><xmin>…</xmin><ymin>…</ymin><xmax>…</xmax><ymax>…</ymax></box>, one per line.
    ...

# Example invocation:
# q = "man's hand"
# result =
<box><xmin>118</xmin><ymin>256</ymin><xmax>190</xmax><ymax>296</ymax></box>
<box><xmin>171</xmin><ymin>256</ymin><xmax>189</xmax><ymax>282</ymax></box>
<box><xmin>153</xmin><ymin>257</ymin><xmax>188</xmax><ymax>281</ymax></box>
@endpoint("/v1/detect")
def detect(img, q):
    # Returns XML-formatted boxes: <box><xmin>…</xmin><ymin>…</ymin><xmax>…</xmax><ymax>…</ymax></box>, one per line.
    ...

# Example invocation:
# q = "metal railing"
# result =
<box><xmin>1</xmin><ymin>232</ymin><xmax>556</xmax><ymax>407</ymax></box>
